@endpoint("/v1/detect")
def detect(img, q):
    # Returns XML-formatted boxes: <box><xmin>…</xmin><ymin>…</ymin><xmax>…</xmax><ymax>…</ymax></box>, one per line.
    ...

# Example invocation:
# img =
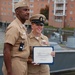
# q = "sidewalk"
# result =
<box><xmin>0</xmin><ymin>31</ymin><xmax>5</xmax><ymax>54</ymax></box>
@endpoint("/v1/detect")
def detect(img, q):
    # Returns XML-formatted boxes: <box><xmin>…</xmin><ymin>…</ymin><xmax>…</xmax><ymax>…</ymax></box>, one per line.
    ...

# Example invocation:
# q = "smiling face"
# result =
<box><xmin>31</xmin><ymin>23</ymin><xmax>44</xmax><ymax>36</ymax></box>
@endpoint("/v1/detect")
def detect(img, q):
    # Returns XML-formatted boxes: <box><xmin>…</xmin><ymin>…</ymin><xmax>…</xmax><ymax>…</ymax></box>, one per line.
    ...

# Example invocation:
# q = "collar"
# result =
<box><xmin>29</xmin><ymin>31</ymin><xmax>44</xmax><ymax>39</ymax></box>
<box><xmin>15</xmin><ymin>18</ymin><xmax>27</xmax><ymax>30</ymax></box>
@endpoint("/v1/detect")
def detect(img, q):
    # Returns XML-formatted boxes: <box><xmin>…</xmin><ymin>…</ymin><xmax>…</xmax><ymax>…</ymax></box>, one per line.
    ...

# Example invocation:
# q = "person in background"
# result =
<box><xmin>2</xmin><ymin>1</ymin><xmax>30</xmax><ymax>75</ymax></box>
<box><xmin>27</xmin><ymin>14</ymin><xmax>55</xmax><ymax>75</ymax></box>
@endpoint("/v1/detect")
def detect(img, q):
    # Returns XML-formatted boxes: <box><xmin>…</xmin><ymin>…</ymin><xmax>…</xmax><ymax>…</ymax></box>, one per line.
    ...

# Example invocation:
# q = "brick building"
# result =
<box><xmin>49</xmin><ymin>0</ymin><xmax>75</xmax><ymax>28</ymax></box>
<box><xmin>0</xmin><ymin>0</ymin><xmax>75</xmax><ymax>28</ymax></box>
<box><xmin>0</xmin><ymin>0</ymin><xmax>13</xmax><ymax>24</ymax></box>
<box><xmin>0</xmin><ymin>0</ymin><xmax>49</xmax><ymax>24</ymax></box>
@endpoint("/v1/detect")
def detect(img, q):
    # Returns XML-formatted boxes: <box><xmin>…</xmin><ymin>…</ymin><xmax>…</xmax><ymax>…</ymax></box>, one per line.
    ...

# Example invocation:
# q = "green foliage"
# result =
<box><xmin>62</xmin><ymin>27</ymin><xmax>74</xmax><ymax>31</ymax></box>
<box><xmin>44</xmin><ymin>23</ymin><xmax>48</xmax><ymax>26</ymax></box>
<box><xmin>44</xmin><ymin>25</ymin><xmax>57</xmax><ymax>29</ymax></box>
<box><xmin>44</xmin><ymin>25</ymin><xmax>74</xmax><ymax>31</ymax></box>
<box><xmin>40</xmin><ymin>5</ymin><xmax>49</xmax><ymax>20</ymax></box>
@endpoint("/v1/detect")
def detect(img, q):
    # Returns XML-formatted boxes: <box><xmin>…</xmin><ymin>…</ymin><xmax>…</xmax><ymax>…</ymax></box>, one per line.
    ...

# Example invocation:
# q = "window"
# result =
<box><xmin>30</xmin><ymin>14</ymin><xmax>33</xmax><ymax>17</ymax></box>
<box><xmin>4</xmin><ymin>13</ymin><xmax>6</xmax><ymax>15</ymax></box>
<box><xmin>70</xmin><ymin>17</ymin><xmax>73</xmax><ymax>21</ymax></box>
<box><xmin>70</xmin><ymin>4</ymin><xmax>74</xmax><ymax>8</ymax></box>
<box><xmin>8</xmin><ymin>2</ymin><xmax>11</xmax><ymax>5</ymax></box>
<box><xmin>30</xmin><ymin>9</ymin><xmax>33</xmax><ymax>13</ymax></box>
<box><xmin>41</xmin><ymin>0</ymin><xmax>44</xmax><ymax>1</ymax></box>
<box><xmin>30</xmin><ymin>0</ymin><xmax>34</xmax><ymax>2</ymax></box>
<box><xmin>71</xmin><ymin>0</ymin><xmax>74</xmax><ymax>1</ymax></box>
<box><xmin>3</xmin><ymin>2</ymin><xmax>6</xmax><ymax>4</ymax></box>
<box><xmin>70</xmin><ymin>11</ymin><xmax>73</xmax><ymax>14</ymax></box>
<box><xmin>16</xmin><ymin>0</ymin><xmax>19</xmax><ymax>1</ymax></box>
<box><xmin>8</xmin><ymin>8</ymin><xmax>11</xmax><ymax>10</ymax></box>
<box><xmin>52</xmin><ymin>10</ymin><xmax>54</xmax><ymax>13</ymax></box>
<box><xmin>48</xmin><ymin>0</ymin><xmax>50</xmax><ymax>3</ymax></box>
<box><xmin>30</xmin><ymin>4</ymin><xmax>34</xmax><ymax>7</ymax></box>
<box><xmin>41</xmin><ymin>4</ymin><xmax>44</xmax><ymax>7</ymax></box>
<box><xmin>52</xmin><ymin>4</ymin><xmax>54</xmax><ymax>7</ymax></box>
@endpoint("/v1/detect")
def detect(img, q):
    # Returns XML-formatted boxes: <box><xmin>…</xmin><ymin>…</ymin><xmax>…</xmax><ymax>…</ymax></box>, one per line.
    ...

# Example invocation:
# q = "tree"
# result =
<box><xmin>40</xmin><ymin>5</ymin><xmax>49</xmax><ymax>20</ymax></box>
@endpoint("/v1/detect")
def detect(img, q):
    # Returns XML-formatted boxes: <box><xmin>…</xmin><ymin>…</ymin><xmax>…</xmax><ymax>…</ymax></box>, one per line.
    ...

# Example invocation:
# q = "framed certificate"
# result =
<box><xmin>33</xmin><ymin>46</ymin><xmax>54</xmax><ymax>64</ymax></box>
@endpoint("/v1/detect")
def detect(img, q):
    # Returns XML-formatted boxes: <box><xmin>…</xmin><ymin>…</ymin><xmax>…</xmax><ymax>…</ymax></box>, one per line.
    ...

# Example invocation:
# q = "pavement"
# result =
<box><xmin>0</xmin><ymin>29</ymin><xmax>5</xmax><ymax>54</ymax></box>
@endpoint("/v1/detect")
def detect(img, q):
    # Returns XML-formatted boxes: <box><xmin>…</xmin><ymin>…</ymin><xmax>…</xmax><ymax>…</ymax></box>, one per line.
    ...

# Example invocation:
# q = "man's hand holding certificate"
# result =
<box><xmin>33</xmin><ymin>46</ymin><xmax>55</xmax><ymax>64</ymax></box>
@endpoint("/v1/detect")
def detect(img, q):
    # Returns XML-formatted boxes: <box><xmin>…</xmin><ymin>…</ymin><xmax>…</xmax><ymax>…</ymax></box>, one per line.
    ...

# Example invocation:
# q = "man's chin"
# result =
<box><xmin>25</xmin><ymin>16</ymin><xmax>29</xmax><ymax>20</ymax></box>
<box><xmin>26</xmin><ymin>18</ymin><xmax>29</xmax><ymax>20</ymax></box>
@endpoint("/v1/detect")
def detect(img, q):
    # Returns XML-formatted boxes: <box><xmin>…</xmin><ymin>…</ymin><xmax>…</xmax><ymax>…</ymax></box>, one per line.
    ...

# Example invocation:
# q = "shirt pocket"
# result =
<box><xmin>20</xmin><ymin>31</ymin><xmax>27</xmax><ymax>50</ymax></box>
<box><xmin>20</xmin><ymin>31</ymin><xmax>27</xmax><ymax>40</ymax></box>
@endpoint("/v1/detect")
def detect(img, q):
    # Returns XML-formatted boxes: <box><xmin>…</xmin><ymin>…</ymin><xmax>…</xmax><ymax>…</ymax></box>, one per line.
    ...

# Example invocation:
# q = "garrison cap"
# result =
<box><xmin>14</xmin><ymin>0</ymin><xmax>29</xmax><ymax>10</ymax></box>
<box><xmin>30</xmin><ymin>14</ymin><xmax>46</xmax><ymax>26</ymax></box>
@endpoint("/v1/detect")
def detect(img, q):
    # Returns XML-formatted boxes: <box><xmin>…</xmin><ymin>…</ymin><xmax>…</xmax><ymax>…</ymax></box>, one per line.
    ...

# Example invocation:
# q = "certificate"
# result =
<box><xmin>33</xmin><ymin>46</ymin><xmax>54</xmax><ymax>64</ymax></box>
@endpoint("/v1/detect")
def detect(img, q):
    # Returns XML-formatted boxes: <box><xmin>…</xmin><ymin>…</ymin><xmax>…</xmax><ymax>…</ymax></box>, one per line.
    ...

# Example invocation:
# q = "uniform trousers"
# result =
<box><xmin>28</xmin><ymin>63</ymin><xmax>50</xmax><ymax>75</ymax></box>
<box><xmin>2</xmin><ymin>57</ymin><xmax>27</xmax><ymax>75</ymax></box>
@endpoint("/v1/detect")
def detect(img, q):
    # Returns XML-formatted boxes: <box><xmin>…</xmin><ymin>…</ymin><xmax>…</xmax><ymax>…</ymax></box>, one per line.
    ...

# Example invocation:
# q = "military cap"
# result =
<box><xmin>30</xmin><ymin>14</ymin><xmax>46</xmax><ymax>26</ymax></box>
<box><xmin>14</xmin><ymin>0</ymin><xmax>29</xmax><ymax>10</ymax></box>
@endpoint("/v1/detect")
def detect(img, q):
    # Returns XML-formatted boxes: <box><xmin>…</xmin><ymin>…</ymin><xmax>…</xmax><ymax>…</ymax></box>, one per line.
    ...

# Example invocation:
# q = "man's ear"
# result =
<box><xmin>15</xmin><ymin>10</ymin><xmax>19</xmax><ymax>14</ymax></box>
<box><xmin>15</xmin><ymin>8</ymin><xmax>20</xmax><ymax>15</ymax></box>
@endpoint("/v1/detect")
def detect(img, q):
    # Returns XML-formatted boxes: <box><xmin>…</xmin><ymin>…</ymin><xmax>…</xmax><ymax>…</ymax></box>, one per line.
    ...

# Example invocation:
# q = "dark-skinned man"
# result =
<box><xmin>2</xmin><ymin>1</ymin><xmax>30</xmax><ymax>75</ymax></box>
